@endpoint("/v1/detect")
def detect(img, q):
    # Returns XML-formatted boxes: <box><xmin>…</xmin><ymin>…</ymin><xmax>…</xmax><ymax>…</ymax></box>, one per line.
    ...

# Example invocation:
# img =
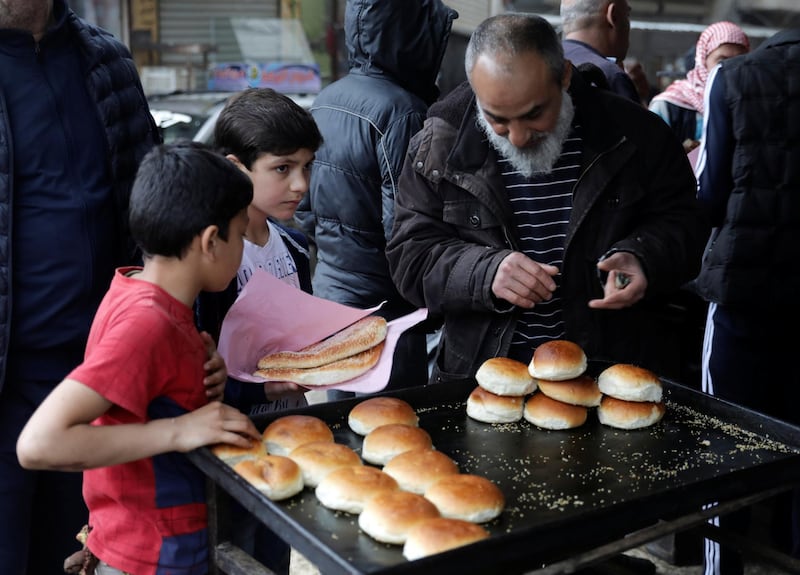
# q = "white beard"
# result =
<box><xmin>477</xmin><ymin>91</ymin><xmax>575</xmax><ymax>177</ymax></box>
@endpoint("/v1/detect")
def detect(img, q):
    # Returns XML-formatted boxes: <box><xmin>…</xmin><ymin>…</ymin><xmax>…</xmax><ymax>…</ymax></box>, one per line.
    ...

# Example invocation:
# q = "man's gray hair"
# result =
<box><xmin>464</xmin><ymin>14</ymin><xmax>565</xmax><ymax>84</ymax></box>
<box><xmin>560</xmin><ymin>0</ymin><xmax>608</xmax><ymax>34</ymax></box>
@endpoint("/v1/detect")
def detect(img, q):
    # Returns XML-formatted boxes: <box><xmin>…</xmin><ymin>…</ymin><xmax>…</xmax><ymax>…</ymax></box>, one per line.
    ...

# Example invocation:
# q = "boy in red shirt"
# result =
<box><xmin>16</xmin><ymin>141</ymin><xmax>261</xmax><ymax>575</ymax></box>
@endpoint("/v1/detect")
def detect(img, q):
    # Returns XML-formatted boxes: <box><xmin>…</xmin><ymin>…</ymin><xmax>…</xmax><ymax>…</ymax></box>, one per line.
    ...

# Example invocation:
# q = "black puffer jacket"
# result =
<box><xmin>386</xmin><ymin>72</ymin><xmax>706</xmax><ymax>382</ymax></box>
<box><xmin>0</xmin><ymin>0</ymin><xmax>160</xmax><ymax>391</ymax></box>
<box><xmin>295</xmin><ymin>0</ymin><xmax>457</xmax><ymax>318</ymax></box>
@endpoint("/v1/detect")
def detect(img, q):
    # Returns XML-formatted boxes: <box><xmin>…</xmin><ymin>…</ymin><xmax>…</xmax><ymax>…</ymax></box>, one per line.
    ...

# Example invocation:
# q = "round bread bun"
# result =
<box><xmin>597</xmin><ymin>396</ymin><xmax>666</xmax><ymax>429</ymax></box>
<box><xmin>536</xmin><ymin>374</ymin><xmax>602</xmax><ymax>407</ymax></box>
<box><xmin>466</xmin><ymin>386</ymin><xmax>524</xmax><ymax>423</ymax></box>
<box><xmin>597</xmin><ymin>363</ymin><xmax>663</xmax><ymax>402</ymax></box>
<box><xmin>523</xmin><ymin>392</ymin><xmax>588</xmax><ymax>430</ymax></box>
<box><xmin>528</xmin><ymin>340</ymin><xmax>587</xmax><ymax>381</ymax></box>
<box><xmin>358</xmin><ymin>490</ymin><xmax>441</xmax><ymax>545</ymax></box>
<box><xmin>288</xmin><ymin>441</ymin><xmax>363</xmax><ymax>488</ymax></box>
<box><xmin>262</xmin><ymin>415</ymin><xmax>334</xmax><ymax>456</ymax></box>
<box><xmin>382</xmin><ymin>448</ymin><xmax>460</xmax><ymax>494</ymax></box>
<box><xmin>348</xmin><ymin>396</ymin><xmax>419</xmax><ymax>436</ymax></box>
<box><xmin>314</xmin><ymin>465</ymin><xmax>399</xmax><ymax>514</ymax></box>
<box><xmin>210</xmin><ymin>440</ymin><xmax>267</xmax><ymax>466</ymax></box>
<box><xmin>361</xmin><ymin>424</ymin><xmax>433</xmax><ymax>466</ymax></box>
<box><xmin>403</xmin><ymin>517</ymin><xmax>490</xmax><ymax>561</ymax></box>
<box><xmin>475</xmin><ymin>357</ymin><xmax>537</xmax><ymax>396</ymax></box>
<box><xmin>424</xmin><ymin>474</ymin><xmax>505</xmax><ymax>523</ymax></box>
<box><xmin>233</xmin><ymin>455</ymin><xmax>304</xmax><ymax>501</ymax></box>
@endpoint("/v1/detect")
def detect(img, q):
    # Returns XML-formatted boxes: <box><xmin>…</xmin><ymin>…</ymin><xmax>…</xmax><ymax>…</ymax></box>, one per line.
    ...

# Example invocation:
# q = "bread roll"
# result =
<box><xmin>257</xmin><ymin>315</ymin><xmax>388</xmax><ymax>369</ymax></box>
<box><xmin>403</xmin><ymin>517</ymin><xmax>490</xmax><ymax>560</ymax></box>
<box><xmin>348</xmin><ymin>396</ymin><xmax>419</xmax><ymax>436</ymax></box>
<box><xmin>262</xmin><ymin>415</ymin><xmax>334</xmax><ymax>456</ymax></box>
<box><xmin>528</xmin><ymin>340</ymin><xmax>587</xmax><ymax>381</ymax></box>
<box><xmin>210</xmin><ymin>440</ymin><xmax>267</xmax><ymax>466</ymax></box>
<box><xmin>597</xmin><ymin>363</ymin><xmax>663</xmax><ymax>402</ymax></box>
<box><xmin>382</xmin><ymin>448</ymin><xmax>460</xmax><ymax>494</ymax></box>
<box><xmin>597</xmin><ymin>396</ymin><xmax>666</xmax><ymax>429</ymax></box>
<box><xmin>358</xmin><ymin>490</ymin><xmax>440</xmax><ymax>545</ymax></box>
<box><xmin>233</xmin><ymin>455</ymin><xmax>304</xmax><ymax>501</ymax></box>
<box><xmin>475</xmin><ymin>357</ymin><xmax>537</xmax><ymax>396</ymax></box>
<box><xmin>254</xmin><ymin>341</ymin><xmax>384</xmax><ymax>387</ymax></box>
<box><xmin>523</xmin><ymin>392</ymin><xmax>588</xmax><ymax>430</ymax></box>
<box><xmin>424</xmin><ymin>474</ymin><xmax>505</xmax><ymax>523</ymax></box>
<box><xmin>288</xmin><ymin>441</ymin><xmax>363</xmax><ymax>488</ymax></box>
<box><xmin>536</xmin><ymin>374</ymin><xmax>602</xmax><ymax>407</ymax></box>
<box><xmin>466</xmin><ymin>386</ymin><xmax>524</xmax><ymax>423</ymax></box>
<box><xmin>361</xmin><ymin>423</ymin><xmax>433</xmax><ymax>466</ymax></box>
<box><xmin>315</xmin><ymin>465</ymin><xmax>399</xmax><ymax>514</ymax></box>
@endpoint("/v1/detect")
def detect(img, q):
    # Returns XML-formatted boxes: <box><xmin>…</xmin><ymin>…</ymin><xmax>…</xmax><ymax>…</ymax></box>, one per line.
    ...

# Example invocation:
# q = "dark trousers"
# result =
<box><xmin>702</xmin><ymin>303</ymin><xmax>800</xmax><ymax>575</ymax></box>
<box><xmin>0</xmin><ymin>379</ymin><xmax>88</xmax><ymax>575</ymax></box>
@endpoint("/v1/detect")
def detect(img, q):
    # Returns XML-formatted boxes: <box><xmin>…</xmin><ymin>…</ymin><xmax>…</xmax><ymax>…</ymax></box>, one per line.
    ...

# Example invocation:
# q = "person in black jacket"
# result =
<box><xmin>386</xmin><ymin>13</ymin><xmax>706</xmax><ymax>384</ymax></box>
<box><xmin>295</xmin><ymin>0</ymin><xmax>458</xmax><ymax>400</ymax></box>
<box><xmin>0</xmin><ymin>1</ymin><xmax>161</xmax><ymax>573</ymax></box>
<box><xmin>695</xmin><ymin>28</ymin><xmax>800</xmax><ymax>575</ymax></box>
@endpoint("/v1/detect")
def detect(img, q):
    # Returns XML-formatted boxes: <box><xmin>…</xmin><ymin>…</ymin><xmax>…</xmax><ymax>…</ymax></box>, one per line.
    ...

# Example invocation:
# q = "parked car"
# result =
<box><xmin>148</xmin><ymin>90</ymin><xmax>315</xmax><ymax>144</ymax></box>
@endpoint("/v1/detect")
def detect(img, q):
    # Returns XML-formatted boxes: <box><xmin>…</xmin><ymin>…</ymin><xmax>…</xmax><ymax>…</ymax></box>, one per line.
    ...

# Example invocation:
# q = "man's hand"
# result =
<box><xmin>201</xmin><ymin>331</ymin><xmax>226</xmax><ymax>402</ymax></box>
<box><xmin>589</xmin><ymin>251</ymin><xmax>647</xmax><ymax>309</ymax></box>
<box><xmin>492</xmin><ymin>251</ymin><xmax>559</xmax><ymax>308</ymax></box>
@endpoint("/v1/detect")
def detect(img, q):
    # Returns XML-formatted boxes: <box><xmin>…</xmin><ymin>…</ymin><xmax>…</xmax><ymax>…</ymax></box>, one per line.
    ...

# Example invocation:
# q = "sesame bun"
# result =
<box><xmin>475</xmin><ymin>357</ymin><xmax>537</xmax><ymax>396</ymax></box>
<box><xmin>523</xmin><ymin>392</ymin><xmax>588</xmax><ymax>430</ymax></box>
<box><xmin>348</xmin><ymin>396</ymin><xmax>419</xmax><ymax>436</ymax></box>
<box><xmin>262</xmin><ymin>415</ymin><xmax>334</xmax><ymax>456</ymax></box>
<box><xmin>210</xmin><ymin>440</ymin><xmax>267</xmax><ymax>466</ymax></box>
<box><xmin>358</xmin><ymin>490</ymin><xmax>441</xmax><ymax>545</ymax></box>
<box><xmin>424</xmin><ymin>474</ymin><xmax>505</xmax><ymax>523</ymax></box>
<box><xmin>528</xmin><ymin>340</ymin><xmax>587</xmax><ymax>381</ymax></box>
<box><xmin>288</xmin><ymin>441</ymin><xmax>363</xmax><ymax>488</ymax></box>
<box><xmin>466</xmin><ymin>386</ymin><xmax>524</xmax><ymax>423</ymax></box>
<box><xmin>233</xmin><ymin>455</ymin><xmax>304</xmax><ymax>501</ymax></box>
<box><xmin>382</xmin><ymin>448</ymin><xmax>460</xmax><ymax>494</ymax></box>
<box><xmin>361</xmin><ymin>424</ymin><xmax>433</xmax><ymax>466</ymax></box>
<box><xmin>315</xmin><ymin>465</ymin><xmax>399</xmax><ymax>514</ymax></box>
<box><xmin>403</xmin><ymin>517</ymin><xmax>490</xmax><ymax>561</ymax></box>
<box><xmin>597</xmin><ymin>364</ymin><xmax>663</xmax><ymax>402</ymax></box>
<box><xmin>537</xmin><ymin>374</ymin><xmax>602</xmax><ymax>407</ymax></box>
<box><xmin>597</xmin><ymin>396</ymin><xmax>666</xmax><ymax>429</ymax></box>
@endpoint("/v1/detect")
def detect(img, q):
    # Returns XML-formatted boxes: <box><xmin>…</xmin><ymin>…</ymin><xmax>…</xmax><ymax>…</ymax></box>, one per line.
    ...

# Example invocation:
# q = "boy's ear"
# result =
<box><xmin>226</xmin><ymin>153</ymin><xmax>247</xmax><ymax>172</ymax></box>
<box><xmin>199</xmin><ymin>225</ymin><xmax>220</xmax><ymax>257</ymax></box>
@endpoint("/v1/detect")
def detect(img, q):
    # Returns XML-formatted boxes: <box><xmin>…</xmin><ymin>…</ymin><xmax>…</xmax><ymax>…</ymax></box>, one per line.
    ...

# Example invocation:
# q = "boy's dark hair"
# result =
<box><xmin>214</xmin><ymin>87</ymin><xmax>323</xmax><ymax>169</ymax></box>
<box><xmin>130</xmin><ymin>140</ymin><xmax>253</xmax><ymax>259</ymax></box>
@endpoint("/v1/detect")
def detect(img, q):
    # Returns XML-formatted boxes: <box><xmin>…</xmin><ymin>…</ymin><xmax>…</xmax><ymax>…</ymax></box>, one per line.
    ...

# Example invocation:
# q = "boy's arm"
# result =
<box><xmin>16</xmin><ymin>378</ymin><xmax>260</xmax><ymax>472</ymax></box>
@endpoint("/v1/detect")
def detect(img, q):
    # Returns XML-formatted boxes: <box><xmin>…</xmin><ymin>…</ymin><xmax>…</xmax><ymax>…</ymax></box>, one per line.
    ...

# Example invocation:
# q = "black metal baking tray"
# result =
<box><xmin>189</xmin><ymin>367</ymin><xmax>800</xmax><ymax>575</ymax></box>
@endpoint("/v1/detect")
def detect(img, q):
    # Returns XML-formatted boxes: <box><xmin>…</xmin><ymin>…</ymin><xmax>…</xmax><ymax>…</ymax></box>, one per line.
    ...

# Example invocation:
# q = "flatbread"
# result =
<box><xmin>257</xmin><ymin>316</ymin><xmax>387</xmax><ymax>370</ymax></box>
<box><xmin>254</xmin><ymin>341</ymin><xmax>384</xmax><ymax>386</ymax></box>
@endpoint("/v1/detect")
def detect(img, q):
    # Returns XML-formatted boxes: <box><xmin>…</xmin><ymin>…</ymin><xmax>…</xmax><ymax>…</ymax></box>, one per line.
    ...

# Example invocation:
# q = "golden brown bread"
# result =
<box><xmin>348</xmin><ymin>396</ymin><xmax>419</xmax><ymax>435</ymax></box>
<box><xmin>233</xmin><ymin>455</ymin><xmax>304</xmax><ymax>501</ymax></box>
<box><xmin>597</xmin><ymin>396</ymin><xmax>666</xmax><ymax>429</ymax></box>
<box><xmin>257</xmin><ymin>316</ymin><xmax>388</xmax><ymax>369</ymax></box>
<box><xmin>358</xmin><ymin>490</ymin><xmax>441</xmax><ymax>544</ymax></box>
<box><xmin>254</xmin><ymin>341</ymin><xmax>384</xmax><ymax>386</ymax></box>
<box><xmin>403</xmin><ymin>517</ymin><xmax>490</xmax><ymax>560</ymax></box>
<box><xmin>262</xmin><ymin>415</ymin><xmax>334</xmax><ymax>456</ymax></box>
<box><xmin>536</xmin><ymin>374</ymin><xmax>602</xmax><ymax>407</ymax></box>
<box><xmin>523</xmin><ymin>392</ymin><xmax>588</xmax><ymax>430</ymax></box>
<box><xmin>528</xmin><ymin>340</ymin><xmax>587</xmax><ymax>381</ymax></box>
<box><xmin>424</xmin><ymin>474</ymin><xmax>505</xmax><ymax>523</ymax></box>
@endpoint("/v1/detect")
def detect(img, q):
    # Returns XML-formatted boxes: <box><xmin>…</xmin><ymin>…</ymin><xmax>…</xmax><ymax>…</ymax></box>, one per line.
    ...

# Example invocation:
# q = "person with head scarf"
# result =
<box><xmin>649</xmin><ymin>21</ymin><xmax>750</xmax><ymax>152</ymax></box>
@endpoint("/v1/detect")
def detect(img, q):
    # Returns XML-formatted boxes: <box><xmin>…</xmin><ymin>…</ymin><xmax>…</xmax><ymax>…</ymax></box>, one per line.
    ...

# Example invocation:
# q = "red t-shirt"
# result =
<box><xmin>69</xmin><ymin>268</ymin><xmax>209</xmax><ymax>575</ymax></box>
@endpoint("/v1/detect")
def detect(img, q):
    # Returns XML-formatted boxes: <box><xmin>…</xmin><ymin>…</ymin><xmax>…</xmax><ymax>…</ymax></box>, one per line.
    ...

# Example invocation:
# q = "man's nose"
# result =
<box><xmin>507</xmin><ymin>122</ymin><xmax>530</xmax><ymax>148</ymax></box>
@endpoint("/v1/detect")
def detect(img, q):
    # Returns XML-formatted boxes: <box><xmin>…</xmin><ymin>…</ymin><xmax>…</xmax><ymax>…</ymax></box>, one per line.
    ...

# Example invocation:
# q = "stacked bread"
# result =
<box><xmin>596</xmin><ymin>363</ymin><xmax>666</xmax><ymax>429</ymax></box>
<box><xmin>525</xmin><ymin>340</ymin><xmax>596</xmax><ymax>430</ymax></box>
<box><xmin>466</xmin><ymin>357</ymin><xmax>535</xmax><ymax>423</ymax></box>
<box><xmin>253</xmin><ymin>316</ymin><xmax>387</xmax><ymax>386</ymax></box>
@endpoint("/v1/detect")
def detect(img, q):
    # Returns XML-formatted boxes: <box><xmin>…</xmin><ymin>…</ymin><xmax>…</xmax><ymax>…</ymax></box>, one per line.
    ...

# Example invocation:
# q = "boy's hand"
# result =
<box><xmin>173</xmin><ymin>401</ymin><xmax>260</xmax><ymax>452</ymax></box>
<box><xmin>201</xmin><ymin>331</ymin><xmax>227</xmax><ymax>402</ymax></box>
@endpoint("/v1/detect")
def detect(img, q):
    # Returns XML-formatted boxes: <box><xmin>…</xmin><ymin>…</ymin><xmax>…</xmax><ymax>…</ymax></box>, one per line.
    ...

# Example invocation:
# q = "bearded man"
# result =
<box><xmin>386</xmin><ymin>13</ymin><xmax>706</xmax><ymax>384</ymax></box>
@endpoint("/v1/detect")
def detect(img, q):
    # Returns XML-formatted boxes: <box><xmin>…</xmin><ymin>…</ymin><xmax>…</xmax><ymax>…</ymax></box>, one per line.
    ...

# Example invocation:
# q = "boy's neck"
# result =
<box><xmin>133</xmin><ymin>259</ymin><xmax>201</xmax><ymax>308</ymax></box>
<box><xmin>245</xmin><ymin>213</ymin><xmax>270</xmax><ymax>247</ymax></box>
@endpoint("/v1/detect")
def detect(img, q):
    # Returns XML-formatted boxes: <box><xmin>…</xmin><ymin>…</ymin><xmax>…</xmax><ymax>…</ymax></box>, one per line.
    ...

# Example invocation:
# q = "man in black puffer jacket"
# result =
<box><xmin>296</xmin><ymin>0</ymin><xmax>458</xmax><ymax>399</ymax></box>
<box><xmin>0</xmin><ymin>1</ymin><xmax>160</xmax><ymax>573</ymax></box>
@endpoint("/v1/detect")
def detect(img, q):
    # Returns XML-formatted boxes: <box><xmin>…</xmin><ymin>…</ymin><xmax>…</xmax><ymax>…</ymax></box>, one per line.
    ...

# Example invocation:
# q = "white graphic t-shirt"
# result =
<box><xmin>236</xmin><ymin>220</ymin><xmax>301</xmax><ymax>293</ymax></box>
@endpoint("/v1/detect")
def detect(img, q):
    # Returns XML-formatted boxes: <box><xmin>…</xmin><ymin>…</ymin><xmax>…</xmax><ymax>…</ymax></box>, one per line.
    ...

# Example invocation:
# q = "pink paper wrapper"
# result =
<box><xmin>217</xmin><ymin>270</ymin><xmax>428</xmax><ymax>393</ymax></box>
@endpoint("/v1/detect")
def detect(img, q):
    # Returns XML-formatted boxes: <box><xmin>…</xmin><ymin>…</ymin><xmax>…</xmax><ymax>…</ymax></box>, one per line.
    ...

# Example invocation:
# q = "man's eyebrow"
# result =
<box><xmin>481</xmin><ymin>102</ymin><xmax>544</xmax><ymax>123</ymax></box>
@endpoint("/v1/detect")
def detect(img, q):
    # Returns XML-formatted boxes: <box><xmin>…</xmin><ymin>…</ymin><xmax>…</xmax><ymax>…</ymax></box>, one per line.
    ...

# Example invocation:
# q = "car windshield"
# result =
<box><xmin>150</xmin><ymin>109</ymin><xmax>210</xmax><ymax>143</ymax></box>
